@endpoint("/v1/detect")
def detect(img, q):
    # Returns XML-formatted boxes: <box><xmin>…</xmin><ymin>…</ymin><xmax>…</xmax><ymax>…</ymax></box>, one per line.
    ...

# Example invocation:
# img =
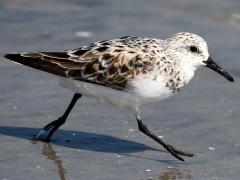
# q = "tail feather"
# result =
<box><xmin>4</xmin><ymin>53</ymin><xmax>68</xmax><ymax>77</ymax></box>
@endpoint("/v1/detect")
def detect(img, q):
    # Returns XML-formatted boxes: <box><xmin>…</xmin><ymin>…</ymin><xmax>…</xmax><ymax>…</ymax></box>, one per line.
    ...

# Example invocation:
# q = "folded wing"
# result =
<box><xmin>5</xmin><ymin>46</ymin><xmax>151</xmax><ymax>90</ymax></box>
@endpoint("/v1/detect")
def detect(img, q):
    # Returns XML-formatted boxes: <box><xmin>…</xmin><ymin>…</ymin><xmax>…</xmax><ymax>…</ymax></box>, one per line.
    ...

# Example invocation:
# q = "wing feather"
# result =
<box><xmin>5</xmin><ymin>45</ymin><xmax>154</xmax><ymax>90</ymax></box>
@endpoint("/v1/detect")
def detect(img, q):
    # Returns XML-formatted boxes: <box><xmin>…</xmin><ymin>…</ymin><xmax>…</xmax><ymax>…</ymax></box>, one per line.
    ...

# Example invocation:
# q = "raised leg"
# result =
<box><xmin>34</xmin><ymin>93</ymin><xmax>82</xmax><ymax>142</ymax></box>
<box><xmin>135</xmin><ymin>115</ymin><xmax>194</xmax><ymax>161</ymax></box>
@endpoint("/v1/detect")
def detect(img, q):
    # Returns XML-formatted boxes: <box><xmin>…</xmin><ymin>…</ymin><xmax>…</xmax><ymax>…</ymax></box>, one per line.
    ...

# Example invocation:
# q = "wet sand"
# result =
<box><xmin>0</xmin><ymin>0</ymin><xmax>240</xmax><ymax>179</ymax></box>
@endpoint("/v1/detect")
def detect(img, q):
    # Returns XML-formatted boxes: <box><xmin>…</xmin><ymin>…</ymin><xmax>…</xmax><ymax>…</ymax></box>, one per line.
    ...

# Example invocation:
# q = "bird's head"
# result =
<box><xmin>165</xmin><ymin>32</ymin><xmax>234</xmax><ymax>82</ymax></box>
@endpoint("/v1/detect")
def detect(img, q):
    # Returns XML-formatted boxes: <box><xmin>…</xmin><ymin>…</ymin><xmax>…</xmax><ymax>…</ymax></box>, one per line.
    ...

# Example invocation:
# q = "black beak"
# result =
<box><xmin>203</xmin><ymin>56</ymin><xmax>234</xmax><ymax>82</ymax></box>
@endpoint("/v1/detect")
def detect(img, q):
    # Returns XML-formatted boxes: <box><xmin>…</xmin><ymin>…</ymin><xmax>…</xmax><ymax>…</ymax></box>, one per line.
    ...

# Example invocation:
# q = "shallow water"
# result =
<box><xmin>0</xmin><ymin>0</ymin><xmax>240</xmax><ymax>179</ymax></box>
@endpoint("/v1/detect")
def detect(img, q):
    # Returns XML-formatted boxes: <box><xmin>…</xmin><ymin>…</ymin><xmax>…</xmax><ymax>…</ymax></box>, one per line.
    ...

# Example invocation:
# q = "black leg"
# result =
<box><xmin>136</xmin><ymin>115</ymin><xmax>194</xmax><ymax>161</ymax></box>
<box><xmin>34</xmin><ymin>93</ymin><xmax>82</xmax><ymax>142</ymax></box>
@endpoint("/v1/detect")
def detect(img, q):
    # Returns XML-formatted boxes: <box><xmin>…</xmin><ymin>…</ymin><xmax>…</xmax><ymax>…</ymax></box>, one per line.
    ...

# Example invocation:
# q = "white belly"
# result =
<box><xmin>59</xmin><ymin>77</ymin><xmax>172</xmax><ymax>110</ymax></box>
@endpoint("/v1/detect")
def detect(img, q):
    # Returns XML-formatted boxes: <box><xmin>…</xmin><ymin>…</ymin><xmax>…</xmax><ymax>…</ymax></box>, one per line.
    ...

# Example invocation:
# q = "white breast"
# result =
<box><xmin>59</xmin><ymin>74</ymin><xmax>173</xmax><ymax>111</ymax></box>
<box><xmin>131</xmin><ymin>72</ymin><xmax>171</xmax><ymax>96</ymax></box>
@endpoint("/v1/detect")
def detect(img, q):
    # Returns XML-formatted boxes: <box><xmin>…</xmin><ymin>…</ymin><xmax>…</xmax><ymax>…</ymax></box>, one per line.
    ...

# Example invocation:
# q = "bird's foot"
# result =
<box><xmin>33</xmin><ymin>118</ymin><xmax>64</xmax><ymax>142</ymax></box>
<box><xmin>33</xmin><ymin>127</ymin><xmax>54</xmax><ymax>142</ymax></box>
<box><xmin>167</xmin><ymin>144</ymin><xmax>194</xmax><ymax>161</ymax></box>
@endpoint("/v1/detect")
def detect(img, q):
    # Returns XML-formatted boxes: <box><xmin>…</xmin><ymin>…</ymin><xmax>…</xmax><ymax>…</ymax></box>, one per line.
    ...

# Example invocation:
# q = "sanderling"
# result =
<box><xmin>5</xmin><ymin>32</ymin><xmax>234</xmax><ymax>161</ymax></box>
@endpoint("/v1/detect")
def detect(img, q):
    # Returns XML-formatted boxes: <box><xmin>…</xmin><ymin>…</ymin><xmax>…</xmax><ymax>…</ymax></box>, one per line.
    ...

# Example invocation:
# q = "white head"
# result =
<box><xmin>165</xmin><ymin>32</ymin><xmax>234</xmax><ymax>82</ymax></box>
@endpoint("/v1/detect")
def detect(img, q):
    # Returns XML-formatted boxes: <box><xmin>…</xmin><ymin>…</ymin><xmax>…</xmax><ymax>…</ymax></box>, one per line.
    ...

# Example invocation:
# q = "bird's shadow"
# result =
<box><xmin>0</xmin><ymin>125</ymin><xmax>154</xmax><ymax>153</ymax></box>
<box><xmin>0</xmin><ymin>125</ymin><xmax>185</xmax><ymax>165</ymax></box>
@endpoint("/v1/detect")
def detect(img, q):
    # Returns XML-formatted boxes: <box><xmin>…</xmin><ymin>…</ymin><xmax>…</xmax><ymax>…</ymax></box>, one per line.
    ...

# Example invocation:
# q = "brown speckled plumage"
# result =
<box><xmin>5</xmin><ymin>36</ymin><xmax>178</xmax><ymax>90</ymax></box>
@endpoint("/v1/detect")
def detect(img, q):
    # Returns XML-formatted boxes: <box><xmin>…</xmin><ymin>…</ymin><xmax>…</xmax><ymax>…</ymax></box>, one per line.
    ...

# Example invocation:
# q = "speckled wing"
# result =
<box><xmin>4</xmin><ymin>45</ymin><xmax>152</xmax><ymax>90</ymax></box>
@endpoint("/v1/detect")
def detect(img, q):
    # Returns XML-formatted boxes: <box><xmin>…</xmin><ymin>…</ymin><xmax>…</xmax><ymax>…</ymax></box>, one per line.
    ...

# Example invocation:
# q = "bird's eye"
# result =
<box><xmin>189</xmin><ymin>46</ymin><xmax>198</xmax><ymax>53</ymax></box>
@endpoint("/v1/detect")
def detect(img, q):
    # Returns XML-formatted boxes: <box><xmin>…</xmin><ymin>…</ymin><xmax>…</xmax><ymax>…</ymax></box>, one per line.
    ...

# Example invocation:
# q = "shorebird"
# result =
<box><xmin>4</xmin><ymin>32</ymin><xmax>234</xmax><ymax>161</ymax></box>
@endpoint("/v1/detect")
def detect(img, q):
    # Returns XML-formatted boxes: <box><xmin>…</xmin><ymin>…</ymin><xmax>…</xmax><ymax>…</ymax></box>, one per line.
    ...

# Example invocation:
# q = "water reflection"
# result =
<box><xmin>32</xmin><ymin>141</ymin><xmax>66</xmax><ymax>180</ymax></box>
<box><xmin>42</xmin><ymin>143</ymin><xmax>66</xmax><ymax>180</ymax></box>
<box><xmin>148</xmin><ymin>168</ymin><xmax>192</xmax><ymax>180</ymax></box>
